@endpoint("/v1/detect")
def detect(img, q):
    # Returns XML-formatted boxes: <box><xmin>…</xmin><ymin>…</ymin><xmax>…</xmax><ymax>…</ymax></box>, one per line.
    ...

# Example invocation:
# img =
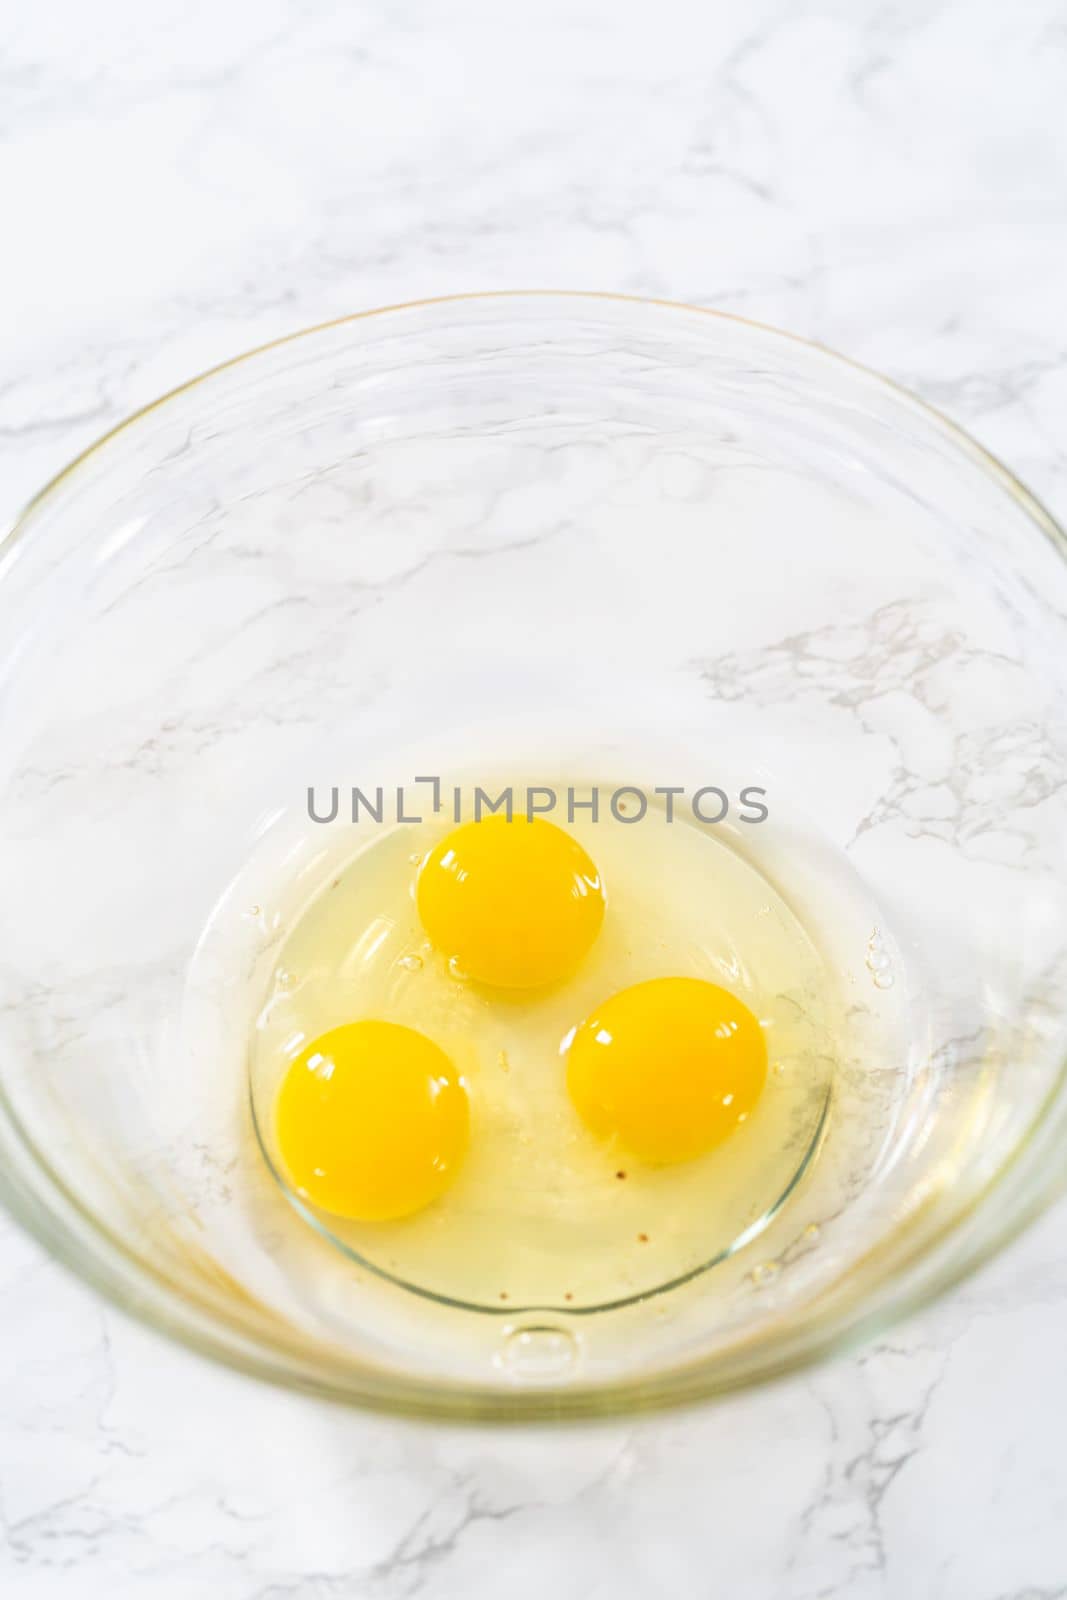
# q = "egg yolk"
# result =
<box><xmin>566</xmin><ymin>976</ymin><xmax>767</xmax><ymax>1164</ymax></box>
<box><xmin>416</xmin><ymin>814</ymin><xmax>605</xmax><ymax>989</ymax></box>
<box><xmin>275</xmin><ymin>1020</ymin><xmax>469</xmax><ymax>1221</ymax></box>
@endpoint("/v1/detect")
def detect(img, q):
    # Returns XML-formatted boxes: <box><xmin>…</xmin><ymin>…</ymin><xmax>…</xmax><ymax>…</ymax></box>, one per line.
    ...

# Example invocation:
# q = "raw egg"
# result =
<box><xmin>566</xmin><ymin>976</ymin><xmax>767</xmax><ymax>1163</ymax></box>
<box><xmin>416</xmin><ymin>814</ymin><xmax>605</xmax><ymax>989</ymax></box>
<box><xmin>275</xmin><ymin>1020</ymin><xmax>469</xmax><ymax>1220</ymax></box>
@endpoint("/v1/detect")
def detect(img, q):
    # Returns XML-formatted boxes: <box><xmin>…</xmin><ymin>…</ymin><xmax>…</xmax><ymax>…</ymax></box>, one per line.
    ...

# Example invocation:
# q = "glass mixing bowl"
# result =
<box><xmin>1</xmin><ymin>293</ymin><xmax>1066</xmax><ymax>1419</ymax></box>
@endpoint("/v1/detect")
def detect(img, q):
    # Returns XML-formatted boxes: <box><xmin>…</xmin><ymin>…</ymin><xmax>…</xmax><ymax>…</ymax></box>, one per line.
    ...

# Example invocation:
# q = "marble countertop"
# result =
<box><xmin>2</xmin><ymin>2</ymin><xmax>1066</xmax><ymax>1595</ymax></box>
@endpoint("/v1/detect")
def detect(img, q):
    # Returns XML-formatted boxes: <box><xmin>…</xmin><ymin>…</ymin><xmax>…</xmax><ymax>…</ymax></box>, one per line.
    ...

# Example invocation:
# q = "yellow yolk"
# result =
<box><xmin>416</xmin><ymin>815</ymin><xmax>605</xmax><ymax>989</ymax></box>
<box><xmin>566</xmin><ymin>976</ymin><xmax>767</xmax><ymax>1164</ymax></box>
<box><xmin>275</xmin><ymin>1020</ymin><xmax>469</xmax><ymax>1220</ymax></box>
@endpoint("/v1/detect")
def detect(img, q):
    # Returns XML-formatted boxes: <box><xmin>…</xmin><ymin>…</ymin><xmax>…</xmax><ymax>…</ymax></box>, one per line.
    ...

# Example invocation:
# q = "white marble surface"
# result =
<box><xmin>2</xmin><ymin>2</ymin><xmax>1067</xmax><ymax>1595</ymax></box>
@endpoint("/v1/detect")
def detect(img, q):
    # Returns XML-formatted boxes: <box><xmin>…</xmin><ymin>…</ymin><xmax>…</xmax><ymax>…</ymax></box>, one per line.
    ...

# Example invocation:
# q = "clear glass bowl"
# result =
<box><xmin>1</xmin><ymin>293</ymin><xmax>1065</xmax><ymax>1420</ymax></box>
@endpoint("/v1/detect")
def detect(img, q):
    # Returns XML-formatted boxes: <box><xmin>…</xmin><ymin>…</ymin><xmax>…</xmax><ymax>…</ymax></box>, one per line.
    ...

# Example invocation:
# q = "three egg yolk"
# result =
<box><xmin>275</xmin><ymin>817</ymin><xmax>767</xmax><ymax>1222</ymax></box>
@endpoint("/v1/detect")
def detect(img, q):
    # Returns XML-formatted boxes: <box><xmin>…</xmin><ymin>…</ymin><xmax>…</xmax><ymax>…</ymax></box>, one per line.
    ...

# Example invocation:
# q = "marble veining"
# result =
<box><xmin>2</xmin><ymin>2</ymin><xmax>1067</xmax><ymax>1597</ymax></box>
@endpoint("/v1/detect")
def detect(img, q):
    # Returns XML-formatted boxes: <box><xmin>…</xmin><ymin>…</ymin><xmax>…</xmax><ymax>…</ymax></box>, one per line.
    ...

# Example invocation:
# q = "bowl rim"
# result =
<box><xmin>2</xmin><ymin>288</ymin><xmax>1066</xmax><ymax>1421</ymax></box>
